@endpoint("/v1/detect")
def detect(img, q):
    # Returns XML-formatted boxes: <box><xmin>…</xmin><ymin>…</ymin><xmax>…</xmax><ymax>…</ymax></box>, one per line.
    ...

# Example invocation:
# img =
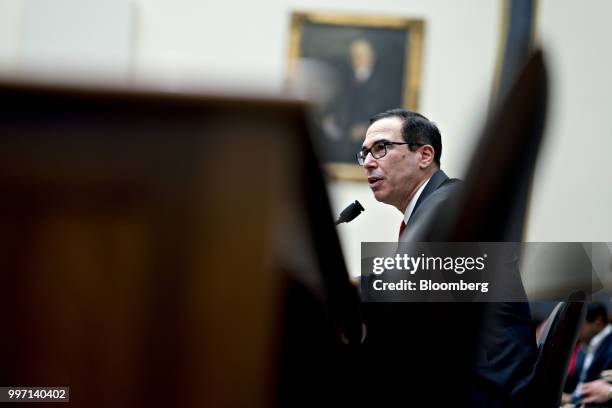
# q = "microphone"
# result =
<box><xmin>335</xmin><ymin>200</ymin><xmax>365</xmax><ymax>225</ymax></box>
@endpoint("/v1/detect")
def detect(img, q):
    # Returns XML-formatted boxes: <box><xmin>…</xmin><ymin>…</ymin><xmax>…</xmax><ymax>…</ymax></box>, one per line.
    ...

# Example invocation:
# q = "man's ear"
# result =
<box><xmin>419</xmin><ymin>145</ymin><xmax>435</xmax><ymax>168</ymax></box>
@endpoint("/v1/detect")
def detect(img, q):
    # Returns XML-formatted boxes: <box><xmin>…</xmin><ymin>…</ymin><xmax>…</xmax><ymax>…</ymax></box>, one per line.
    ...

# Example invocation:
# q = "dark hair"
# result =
<box><xmin>369</xmin><ymin>108</ymin><xmax>442</xmax><ymax>166</ymax></box>
<box><xmin>586</xmin><ymin>302</ymin><xmax>608</xmax><ymax>323</ymax></box>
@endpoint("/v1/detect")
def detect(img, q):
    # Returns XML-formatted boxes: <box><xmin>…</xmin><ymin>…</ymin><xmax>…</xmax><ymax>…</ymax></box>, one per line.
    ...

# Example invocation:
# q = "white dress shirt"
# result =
<box><xmin>573</xmin><ymin>324</ymin><xmax>612</xmax><ymax>401</ymax></box>
<box><xmin>403</xmin><ymin>177</ymin><xmax>431</xmax><ymax>225</ymax></box>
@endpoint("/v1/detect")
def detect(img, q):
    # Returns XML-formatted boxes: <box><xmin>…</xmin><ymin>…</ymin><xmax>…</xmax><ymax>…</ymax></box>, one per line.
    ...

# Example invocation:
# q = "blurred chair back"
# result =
<box><xmin>421</xmin><ymin>50</ymin><xmax>549</xmax><ymax>406</ymax></box>
<box><xmin>530</xmin><ymin>293</ymin><xmax>587</xmax><ymax>408</ymax></box>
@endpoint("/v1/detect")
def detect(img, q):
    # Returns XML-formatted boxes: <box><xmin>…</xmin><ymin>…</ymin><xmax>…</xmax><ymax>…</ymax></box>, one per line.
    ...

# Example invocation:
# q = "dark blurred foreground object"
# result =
<box><xmin>531</xmin><ymin>292</ymin><xmax>587</xmax><ymax>408</ymax></box>
<box><xmin>0</xmin><ymin>79</ymin><xmax>361</xmax><ymax>407</ymax></box>
<box><xmin>490</xmin><ymin>0</ymin><xmax>538</xmax><ymax>106</ymax></box>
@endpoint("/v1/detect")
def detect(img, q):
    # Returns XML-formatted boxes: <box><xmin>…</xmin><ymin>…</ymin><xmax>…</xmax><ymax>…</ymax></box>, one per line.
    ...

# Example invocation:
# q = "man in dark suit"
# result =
<box><xmin>563</xmin><ymin>303</ymin><xmax>612</xmax><ymax>406</ymax></box>
<box><xmin>358</xmin><ymin>109</ymin><xmax>537</xmax><ymax>407</ymax></box>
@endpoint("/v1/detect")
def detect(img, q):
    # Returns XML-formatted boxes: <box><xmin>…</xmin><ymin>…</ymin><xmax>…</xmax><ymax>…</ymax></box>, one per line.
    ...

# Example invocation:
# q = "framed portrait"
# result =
<box><xmin>287</xmin><ymin>12</ymin><xmax>425</xmax><ymax>180</ymax></box>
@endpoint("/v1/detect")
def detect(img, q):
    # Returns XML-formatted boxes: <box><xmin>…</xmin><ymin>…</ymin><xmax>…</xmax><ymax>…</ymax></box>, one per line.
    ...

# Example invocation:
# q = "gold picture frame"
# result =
<box><xmin>287</xmin><ymin>12</ymin><xmax>425</xmax><ymax>180</ymax></box>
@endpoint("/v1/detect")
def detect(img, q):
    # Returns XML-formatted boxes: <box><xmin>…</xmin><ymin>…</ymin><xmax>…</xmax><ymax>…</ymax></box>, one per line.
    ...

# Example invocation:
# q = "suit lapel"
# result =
<box><xmin>412</xmin><ymin>169</ymin><xmax>448</xmax><ymax>217</ymax></box>
<box><xmin>588</xmin><ymin>330</ymin><xmax>612</xmax><ymax>379</ymax></box>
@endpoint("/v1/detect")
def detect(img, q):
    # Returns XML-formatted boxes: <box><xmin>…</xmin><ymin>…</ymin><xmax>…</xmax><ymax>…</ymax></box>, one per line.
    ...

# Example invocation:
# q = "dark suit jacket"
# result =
<box><xmin>583</xmin><ymin>329</ymin><xmax>612</xmax><ymax>383</ymax></box>
<box><xmin>399</xmin><ymin>168</ymin><xmax>461</xmax><ymax>242</ymax></box>
<box><xmin>361</xmin><ymin>169</ymin><xmax>537</xmax><ymax>407</ymax></box>
<box><xmin>564</xmin><ymin>330</ymin><xmax>612</xmax><ymax>407</ymax></box>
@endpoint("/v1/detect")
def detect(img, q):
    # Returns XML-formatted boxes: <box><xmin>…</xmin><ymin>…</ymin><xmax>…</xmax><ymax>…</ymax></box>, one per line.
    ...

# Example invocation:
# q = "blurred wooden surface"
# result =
<box><xmin>0</xmin><ymin>80</ymin><xmax>357</xmax><ymax>407</ymax></box>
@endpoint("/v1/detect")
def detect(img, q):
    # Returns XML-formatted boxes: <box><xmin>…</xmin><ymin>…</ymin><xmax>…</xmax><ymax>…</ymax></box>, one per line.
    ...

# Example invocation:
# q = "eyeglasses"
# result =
<box><xmin>356</xmin><ymin>141</ymin><xmax>423</xmax><ymax>166</ymax></box>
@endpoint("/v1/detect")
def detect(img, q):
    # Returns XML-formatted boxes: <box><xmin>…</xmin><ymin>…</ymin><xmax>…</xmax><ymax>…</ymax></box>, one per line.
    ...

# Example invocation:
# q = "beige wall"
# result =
<box><xmin>0</xmin><ymin>1</ymin><xmax>23</xmax><ymax>71</ymax></box>
<box><xmin>527</xmin><ymin>0</ymin><xmax>612</xmax><ymax>243</ymax></box>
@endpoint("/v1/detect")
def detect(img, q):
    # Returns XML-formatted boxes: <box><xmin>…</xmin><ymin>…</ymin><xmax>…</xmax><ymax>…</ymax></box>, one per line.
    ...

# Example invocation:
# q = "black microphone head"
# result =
<box><xmin>336</xmin><ymin>200</ymin><xmax>365</xmax><ymax>224</ymax></box>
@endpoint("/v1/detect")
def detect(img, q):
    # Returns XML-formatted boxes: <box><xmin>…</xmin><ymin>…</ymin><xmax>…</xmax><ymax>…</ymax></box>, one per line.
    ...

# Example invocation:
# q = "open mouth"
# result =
<box><xmin>368</xmin><ymin>176</ymin><xmax>383</xmax><ymax>188</ymax></box>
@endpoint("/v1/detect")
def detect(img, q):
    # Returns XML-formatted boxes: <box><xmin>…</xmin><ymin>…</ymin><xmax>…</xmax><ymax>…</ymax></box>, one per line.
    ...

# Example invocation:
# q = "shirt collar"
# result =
<box><xmin>590</xmin><ymin>324</ymin><xmax>612</xmax><ymax>351</ymax></box>
<box><xmin>403</xmin><ymin>177</ymin><xmax>431</xmax><ymax>224</ymax></box>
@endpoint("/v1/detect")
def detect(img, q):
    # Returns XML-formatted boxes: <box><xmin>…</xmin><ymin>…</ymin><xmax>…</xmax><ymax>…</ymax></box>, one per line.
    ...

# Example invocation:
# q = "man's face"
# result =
<box><xmin>349</xmin><ymin>39</ymin><xmax>375</xmax><ymax>71</ymax></box>
<box><xmin>580</xmin><ymin>318</ymin><xmax>604</xmax><ymax>343</ymax></box>
<box><xmin>362</xmin><ymin>116</ymin><xmax>422</xmax><ymax>211</ymax></box>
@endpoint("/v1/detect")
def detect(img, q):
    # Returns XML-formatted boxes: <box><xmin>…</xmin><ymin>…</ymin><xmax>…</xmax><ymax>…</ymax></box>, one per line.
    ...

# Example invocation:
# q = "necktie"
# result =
<box><xmin>399</xmin><ymin>220</ymin><xmax>407</xmax><ymax>240</ymax></box>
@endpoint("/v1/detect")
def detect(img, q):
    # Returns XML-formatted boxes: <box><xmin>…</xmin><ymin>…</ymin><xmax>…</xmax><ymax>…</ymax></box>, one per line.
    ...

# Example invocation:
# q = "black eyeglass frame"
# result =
<box><xmin>355</xmin><ymin>141</ymin><xmax>424</xmax><ymax>166</ymax></box>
